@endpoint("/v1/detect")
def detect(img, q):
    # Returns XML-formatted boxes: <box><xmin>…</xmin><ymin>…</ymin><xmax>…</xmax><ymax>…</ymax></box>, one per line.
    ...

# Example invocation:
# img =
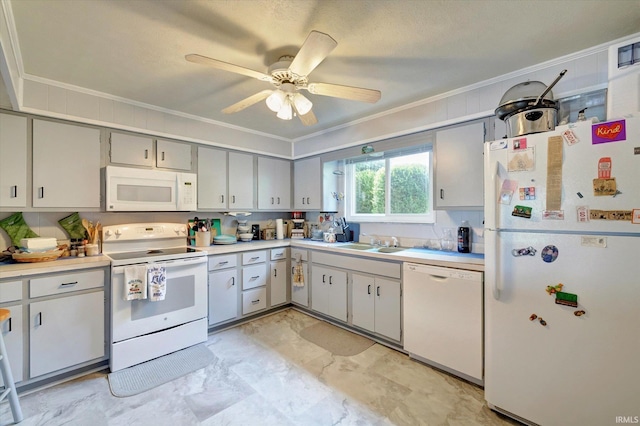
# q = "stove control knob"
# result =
<box><xmin>104</xmin><ymin>230</ymin><xmax>113</xmax><ymax>238</ymax></box>
<box><xmin>115</xmin><ymin>229</ymin><xmax>122</xmax><ymax>236</ymax></box>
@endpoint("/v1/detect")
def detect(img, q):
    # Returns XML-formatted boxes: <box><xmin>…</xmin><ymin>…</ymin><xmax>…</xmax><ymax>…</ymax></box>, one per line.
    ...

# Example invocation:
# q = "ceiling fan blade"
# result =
<box><xmin>306</xmin><ymin>82</ymin><xmax>381</xmax><ymax>103</ymax></box>
<box><xmin>222</xmin><ymin>90</ymin><xmax>273</xmax><ymax>114</ymax></box>
<box><xmin>289</xmin><ymin>31</ymin><xmax>337</xmax><ymax>77</ymax></box>
<box><xmin>295</xmin><ymin>107</ymin><xmax>318</xmax><ymax>126</ymax></box>
<box><xmin>185</xmin><ymin>54</ymin><xmax>272</xmax><ymax>82</ymax></box>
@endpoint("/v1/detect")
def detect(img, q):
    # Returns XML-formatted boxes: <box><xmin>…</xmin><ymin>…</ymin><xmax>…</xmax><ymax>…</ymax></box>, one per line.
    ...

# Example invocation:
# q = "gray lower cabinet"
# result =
<box><xmin>351</xmin><ymin>273</ymin><xmax>401</xmax><ymax>341</ymax></box>
<box><xmin>0</xmin><ymin>268</ymin><xmax>108</xmax><ymax>384</ymax></box>
<box><xmin>207</xmin><ymin>254</ymin><xmax>239</xmax><ymax>326</ymax></box>
<box><xmin>241</xmin><ymin>251</ymin><xmax>267</xmax><ymax>315</ymax></box>
<box><xmin>270</xmin><ymin>248</ymin><xmax>288</xmax><ymax>307</ymax></box>
<box><xmin>30</xmin><ymin>291</ymin><xmax>105</xmax><ymax>377</ymax></box>
<box><xmin>311</xmin><ymin>265</ymin><xmax>348</xmax><ymax>322</ymax></box>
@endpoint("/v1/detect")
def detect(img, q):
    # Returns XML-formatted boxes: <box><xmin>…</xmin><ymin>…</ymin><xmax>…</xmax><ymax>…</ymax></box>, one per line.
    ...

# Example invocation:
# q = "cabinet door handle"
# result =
<box><xmin>232</xmin><ymin>195</ymin><xmax>236</xmax><ymax>204</ymax></box>
<box><xmin>322</xmin><ymin>274</ymin><xmax>326</xmax><ymax>283</ymax></box>
<box><xmin>274</xmin><ymin>269</ymin><xmax>277</xmax><ymax>277</ymax></box>
<box><xmin>306</xmin><ymin>197</ymin><xmax>310</xmax><ymax>204</ymax></box>
<box><xmin>7</xmin><ymin>317</ymin><xmax>11</xmax><ymax>332</ymax></box>
<box><xmin>252</xmin><ymin>299</ymin><xmax>260</xmax><ymax>305</ymax></box>
<box><xmin>221</xmin><ymin>194</ymin><xmax>224</xmax><ymax>203</ymax></box>
<box><xmin>11</xmin><ymin>185</ymin><xmax>17</xmax><ymax>198</ymax></box>
<box><xmin>440</xmin><ymin>189</ymin><xmax>444</xmax><ymax>199</ymax></box>
<box><xmin>37</xmin><ymin>312</ymin><xmax>43</xmax><ymax>326</ymax></box>
<box><xmin>377</xmin><ymin>286</ymin><xmax>380</xmax><ymax>297</ymax></box>
<box><xmin>302</xmin><ymin>197</ymin><xmax>305</xmax><ymax>205</ymax></box>
<box><xmin>144</xmin><ymin>149</ymin><xmax>148</xmax><ymax>159</ymax></box>
<box><xmin>161</xmin><ymin>151</ymin><xmax>165</xmax><ymax>161</ymax></box>
<box><xmin>38</xmin><ymin>187</ymin><xmax>44</xmax><ymax>199</ymax></box>
<box><xmin>277</xmin><ymin>197</ymin><xmax>280</xmax><ymax>204</ymax></box>
<box><xmin>329</xmin><ymin>276</ymin><xmax>333</xmax><ymax>285</ymax></box>
<box><xmin>367</xmin><ymin>284</ymin><xmax>371</xmax><ymax>295</ymax></box>
<box><xmin>271</xmin><ymin>197</ymin><xmax>274</xmax><ymax>205</ymax></box>
<box><xmin>231</xmin><ymin>277</ymin><xmax>235</xmax><ymax>286</ymax></box>
<box><xmin>292</xmin><ymin>267</ymin><xmax>295</xmax><ymax>275</ymax></box>
<box><xmin>60</xmin><ymin>281</ymin><xmax>78</xmax><ymax>287</ymax></box>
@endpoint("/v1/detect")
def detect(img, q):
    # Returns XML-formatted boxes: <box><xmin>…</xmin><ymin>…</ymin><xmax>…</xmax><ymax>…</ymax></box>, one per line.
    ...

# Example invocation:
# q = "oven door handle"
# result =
<box><xmin>112</xmin><ymin>257</ymin><xmax>205</xmax><ymax>274</ymax></box>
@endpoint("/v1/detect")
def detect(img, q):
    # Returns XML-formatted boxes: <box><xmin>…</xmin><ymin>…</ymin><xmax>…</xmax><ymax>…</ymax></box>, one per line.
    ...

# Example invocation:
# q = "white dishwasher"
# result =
<box><xmin>403</xmin><ymin>263</ymin><xmax>483</xmax><ymax>384</ymax></box>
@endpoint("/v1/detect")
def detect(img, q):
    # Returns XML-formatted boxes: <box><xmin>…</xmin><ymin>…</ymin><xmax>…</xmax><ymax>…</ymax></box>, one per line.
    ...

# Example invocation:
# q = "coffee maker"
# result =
<box><xmin>290</xmin><ymin>212</ymin><xmax>305</xmax><ymax>239</ymax></box>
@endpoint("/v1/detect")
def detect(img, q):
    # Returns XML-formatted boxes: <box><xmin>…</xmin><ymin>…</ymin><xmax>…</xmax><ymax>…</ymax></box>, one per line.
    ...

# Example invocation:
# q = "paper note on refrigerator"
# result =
<box><xmin>546</xmin><ymin>136</ymin><xmax>563</xmax><ymax>211</ymax></box>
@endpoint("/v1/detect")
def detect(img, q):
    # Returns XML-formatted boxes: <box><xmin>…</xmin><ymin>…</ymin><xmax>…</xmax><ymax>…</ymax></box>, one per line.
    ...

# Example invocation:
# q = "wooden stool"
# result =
<box><xmin>0</xmin><ymin>308</ymin><xmax>23</xmax><ymax>423</ymax></box>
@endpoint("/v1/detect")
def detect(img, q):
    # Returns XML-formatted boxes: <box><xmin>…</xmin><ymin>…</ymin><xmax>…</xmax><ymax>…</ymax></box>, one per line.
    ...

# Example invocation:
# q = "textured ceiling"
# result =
<box><xmin>6</xmin><ymin>0</ymin><xmax>640</xmax><ymax>140</ymax></box>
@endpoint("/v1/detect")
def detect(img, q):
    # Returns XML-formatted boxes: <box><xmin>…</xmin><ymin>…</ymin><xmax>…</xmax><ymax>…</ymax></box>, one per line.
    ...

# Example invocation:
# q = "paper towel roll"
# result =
<box><xmin>276</xmin><ymin>219</ymin><xmax>284</xmax><ymax>240</ymax></box>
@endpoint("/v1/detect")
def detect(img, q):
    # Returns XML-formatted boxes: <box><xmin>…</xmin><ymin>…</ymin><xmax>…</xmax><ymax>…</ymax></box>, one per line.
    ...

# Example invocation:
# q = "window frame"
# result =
<box><xmin>345</xmin><ymin>145</ymin><xmax>435</xmax><ymax>224</ymax></box>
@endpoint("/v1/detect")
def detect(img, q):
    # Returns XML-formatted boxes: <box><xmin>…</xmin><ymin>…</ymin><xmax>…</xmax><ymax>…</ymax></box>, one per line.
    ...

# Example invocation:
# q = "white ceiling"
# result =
<box><xmin>4</xmin><ymin>0</ymin><xmax>640</xmax><ymax>140</ymax></box>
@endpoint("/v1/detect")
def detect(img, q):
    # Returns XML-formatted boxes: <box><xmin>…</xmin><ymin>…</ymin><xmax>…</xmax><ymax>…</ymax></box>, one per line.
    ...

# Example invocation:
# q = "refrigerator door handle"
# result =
<box><xmin>486</xmin><ymin>230</ymin><xmax>501</xmax><ymax>300</ymax></box>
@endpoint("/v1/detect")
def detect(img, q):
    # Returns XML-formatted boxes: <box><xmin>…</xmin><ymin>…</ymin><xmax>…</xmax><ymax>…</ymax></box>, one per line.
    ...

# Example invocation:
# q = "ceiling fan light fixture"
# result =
<box><xmin>266</xmin><ymin>90</ymin><xmax>286</xmax><ymax>112</ymax></box>
<box><xmin>276</xmin><ymin>97</ymin><xmax>293</xmax><ymax>120</ymax></box>
<box><xmin>293</xmin><ymin>93</ymin><xmax>313</xmax><ymax>115</ymax></box>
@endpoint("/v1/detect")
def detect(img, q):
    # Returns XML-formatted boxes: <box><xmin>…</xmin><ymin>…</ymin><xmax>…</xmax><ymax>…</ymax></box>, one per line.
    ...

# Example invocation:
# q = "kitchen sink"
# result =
<box><xmin>376</xmin><ymin>247</ymin><xmax>406</xmax><ymax>253</ymax></box>
<box><xmin>339</xmin><ymin>243</ymin><xmax>373</xmax><ymax>250</ymax></box>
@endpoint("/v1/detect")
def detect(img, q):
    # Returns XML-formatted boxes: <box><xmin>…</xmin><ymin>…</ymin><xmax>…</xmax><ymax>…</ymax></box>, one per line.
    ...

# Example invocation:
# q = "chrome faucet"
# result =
<box><xmin>391</xmin><ymin>237</ymin><xmax>398</xmax><ymax>247</ymax></box>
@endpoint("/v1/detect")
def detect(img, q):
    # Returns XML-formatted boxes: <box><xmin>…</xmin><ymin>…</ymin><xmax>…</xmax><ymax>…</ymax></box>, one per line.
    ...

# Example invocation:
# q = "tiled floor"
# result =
<box><xmin>1</xmin><ymin>309</ymin><xmax>518</xmax><ymax>425</ymax></box>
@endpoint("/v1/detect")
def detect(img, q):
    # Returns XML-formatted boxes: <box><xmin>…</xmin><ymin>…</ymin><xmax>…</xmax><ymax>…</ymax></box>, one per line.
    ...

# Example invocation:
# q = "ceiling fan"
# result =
<box><xmin>185</xmin><ymin>30</ymin><xmax>381</xmax><ymax>126</ymax></box>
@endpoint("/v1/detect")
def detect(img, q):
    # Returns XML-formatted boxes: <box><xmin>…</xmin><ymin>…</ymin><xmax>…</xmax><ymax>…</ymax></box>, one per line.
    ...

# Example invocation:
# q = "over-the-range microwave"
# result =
<box><xmin>105</xmin><ymin>166</ymin><xmax>197</xmax><ymax>211</ymax></box>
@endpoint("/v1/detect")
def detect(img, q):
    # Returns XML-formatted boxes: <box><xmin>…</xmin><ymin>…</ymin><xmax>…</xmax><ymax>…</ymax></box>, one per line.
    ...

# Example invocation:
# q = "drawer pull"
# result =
<box><xmin>274</xmin><ymin>253</ymin><xmax>283</xmax><ymax>258</ymax></box>
<box><xmin>60</xmin><ymin>281</ymin><xmax>78</xmax><ymax>287</ymax></box>
<box><xmin>218</xmin><ymin>261</ymin><xmax>228</xmax><ymax>266</ymax></box>
<box><xmin>251</xmin><ymin>299</ymin><xmax>260</xmax><ymax>305</ymax></box>
<box><xmin>250</xmin><ymin>275</ymin><xmax>260</xmax><ymax>281</ymax></box>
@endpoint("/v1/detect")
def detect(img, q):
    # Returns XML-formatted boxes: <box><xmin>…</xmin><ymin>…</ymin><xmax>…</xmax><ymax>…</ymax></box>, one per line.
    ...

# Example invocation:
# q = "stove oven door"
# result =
<box><xmin>111</xmin><ymin>256</ymin><xmax>207</xmax><ymax>343</ymax></box>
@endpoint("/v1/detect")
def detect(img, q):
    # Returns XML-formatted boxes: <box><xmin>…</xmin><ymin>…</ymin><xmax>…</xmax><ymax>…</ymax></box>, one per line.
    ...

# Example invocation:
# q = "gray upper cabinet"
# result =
<box><xmin>433</xmin><ymin>122</ymin><xmax>485</xmax><ymax>209</ymax></box>
<box><xmin>257</xmin><ymin>157</ymin><xmax>291</xmax><ymax>210</ymax></box>
<box><xmin>0</xmin><ymin>113</ymin><xmax>28</xmax><ymax>208</ymax></box>
<box><xmin>156</xmin><ymin>139</ymin><xmax>192</xmax><ymax>171</ymax></box>
<box><xmin>109</xmin><ymin>133</ymin><xmax>192</xmax><ymax>171</ymax></box>
<box><xmin>109</xmin><ymin>132</ymin><xmax>154</xmax><ymax>167</ymax></box>
<box><xmin>294</xmin><ymin>157</ymin><xmax>321</xmax><ymax>210</ymax></box>
<box><xmin>32</xmin><ymin>120</ymin><xmax>101</xmax><ymax>208</ymax></box>
<box><xmin>228</xmin><ymin>152</ymin><xmax>255</xmax><ymax>210</ymax></box>
<box><xmin>197</xmin><ymin>146</ymin><xmax>228</xmax><ymax>210</ymax></box>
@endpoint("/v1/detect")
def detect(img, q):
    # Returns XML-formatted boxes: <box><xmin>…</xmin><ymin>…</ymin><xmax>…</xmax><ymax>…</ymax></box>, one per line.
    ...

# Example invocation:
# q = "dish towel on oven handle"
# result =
<box><xmin>124</xmin><ymin>265</ymin><xmax>148</xmax><ymax>300</ymax></box>
<box><xmin>147</xmin><ymin>264</ymin><xmax>167</xmax><ymax>301</ymax></box>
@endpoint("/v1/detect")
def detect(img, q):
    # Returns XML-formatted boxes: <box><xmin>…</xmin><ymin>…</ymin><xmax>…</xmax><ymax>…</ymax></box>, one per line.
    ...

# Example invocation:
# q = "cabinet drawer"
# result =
<box><xmin>208</xmin><ymin>254</ymin><xmax>237</xmax><ymax>271</ymax></box>
<box><xmin>30</xmin><ymin>269</ymin><xmax>104</xmax><ymax>298</ymax></box>
<box><xmin>242</xmin><ymin>287</ymin><xmax>266</xmax><ymax>315</ymax></box>
<box><xmin>270</xmin><ymin>247</ymin><xmax>288</xmax><ymax>261</ymax></box>
<box><xmin>0</xmin><ymin>280</ymin><xmax>22</xmax><ymax>303</ymax></box>
<box><xmin>291</xmin><ymin>248</ymin><xmax>308</xmax><ymax>262</ymax></box>
<box><xmin>242</xmin><ymin>264</ymin><xmax>267</xmax><ymax>290</ymax></box>
<box><xmin>242</xmin><ymin>251</ymin><xmax>266</xmax><ymax>265</ymax></box>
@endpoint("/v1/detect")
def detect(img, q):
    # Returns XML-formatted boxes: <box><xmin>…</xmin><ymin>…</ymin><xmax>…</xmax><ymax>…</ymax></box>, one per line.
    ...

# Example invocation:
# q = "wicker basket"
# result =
<box><xmin>12</xmin><ymin>249</ymin><xmax>63</xmax><ymax>263</ymax></box>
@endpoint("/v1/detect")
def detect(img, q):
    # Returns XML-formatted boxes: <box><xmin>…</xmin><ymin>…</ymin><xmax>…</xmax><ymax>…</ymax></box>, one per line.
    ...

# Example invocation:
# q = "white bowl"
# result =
<box><xmin>239</xmin><ymin>233</ymin><xmax>254</xmax><ymax>241</ymax></box>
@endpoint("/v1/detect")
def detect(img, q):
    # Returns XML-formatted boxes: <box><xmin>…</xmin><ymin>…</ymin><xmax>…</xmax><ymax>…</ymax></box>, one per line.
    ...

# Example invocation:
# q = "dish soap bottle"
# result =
<box><xmin>457</xmin><ymin>220</ymin><xmax>471</xmax><ymax>253</ymax></box>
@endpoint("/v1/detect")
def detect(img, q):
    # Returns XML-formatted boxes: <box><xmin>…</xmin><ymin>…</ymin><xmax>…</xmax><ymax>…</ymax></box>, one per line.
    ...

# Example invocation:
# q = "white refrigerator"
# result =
<box><xmin>484</xmin><ymin>117</ymin><xmax>640</xmax><ymax>425</ymax></box>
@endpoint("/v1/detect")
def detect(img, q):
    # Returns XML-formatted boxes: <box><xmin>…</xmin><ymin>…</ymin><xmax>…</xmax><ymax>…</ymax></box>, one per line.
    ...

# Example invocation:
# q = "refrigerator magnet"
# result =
<box><xmin>577</xmin><ymin>206</ymin><xmax>589</xmax><ymax>223</ymax></box>
<box><xmin>555</xmin><ymin>291</ymin><xmax>578</xmax><ymax>308</ymax></box>
<box><xmin>512</xmin><ymin>138</ymin><xmax>527</xmax><ymax>150</ymax></box>
<box><xmin>562</xmin><ymin>128</ymin><xmax>580</xmax><ymax>145</ymax></box>
<box><xmin>499</xmin><ymin>179</ymin><xmax>518</xmax><ymax>204</ymax></box>
<box><xmin>598</xmin><ymin>157</ymin><xmax>612</xmax><ymax>179</ymax></box>
<box><xmin>512</xmin><ymin>205</ymin><xmax>532</xmax><ymax>218</ymax></box>
<box><xmin>546</xmin><ymin>283</ymin><xmax>564</xmax><ymax>295</ymax></box>
<box><xmin>519</xmin><ymin>187</ymin><xmax>536</xmax><ymax>200</ymax></box>
<box><xmin>541</xmin><ymin>245</ymin><xmax>559</xmax><ymax>263</ymax></box>
<box><xmin>507</xmin><ymin>148</ymin><xmax>535</xmax><ymax>172</ymax></box>
<box><xmin>593</xmin><ymin>178</ymin><xmax>617</xmax><ymax>196</ymax></box>
<box><xmin>632</xmin><ymin>209</ymin><xmax>640</xmax><ymax>224</ymax></box>
<box><xmin>574</xmin><ymin>310</ymin><xmax>586</xmax><ymax>317</ymax></box>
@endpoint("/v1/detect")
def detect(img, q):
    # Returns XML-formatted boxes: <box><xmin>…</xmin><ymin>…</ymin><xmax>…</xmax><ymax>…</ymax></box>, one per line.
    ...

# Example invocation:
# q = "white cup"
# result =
<box><xmin>195</xmin><ymin>231</ymin><xmax>211</xmax><ymax>247</ymax></box>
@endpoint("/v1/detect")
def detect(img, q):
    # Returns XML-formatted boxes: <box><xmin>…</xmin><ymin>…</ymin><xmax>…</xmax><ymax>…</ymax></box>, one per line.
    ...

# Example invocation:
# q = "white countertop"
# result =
<box><xmin>0</xmin><ymin>239</ymin><xmax>483</xmax><ymax>280</ymax></box>
<box><xmin>0</xmin><ymin>255</ymin><xmax>111</xmax><ymax>279</ymax></box>
<box><xmin>198</xmin><ymin>239</ymin><xmax>484</xmax><ymax>272</ymax></box>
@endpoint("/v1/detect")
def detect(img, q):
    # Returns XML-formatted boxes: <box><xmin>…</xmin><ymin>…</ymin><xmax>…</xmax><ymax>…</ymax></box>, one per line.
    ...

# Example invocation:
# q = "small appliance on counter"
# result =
<box><xmin>291</xmin><ymin>219</ymin><xmax>305</xmax><ymax>239</ymax></box>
